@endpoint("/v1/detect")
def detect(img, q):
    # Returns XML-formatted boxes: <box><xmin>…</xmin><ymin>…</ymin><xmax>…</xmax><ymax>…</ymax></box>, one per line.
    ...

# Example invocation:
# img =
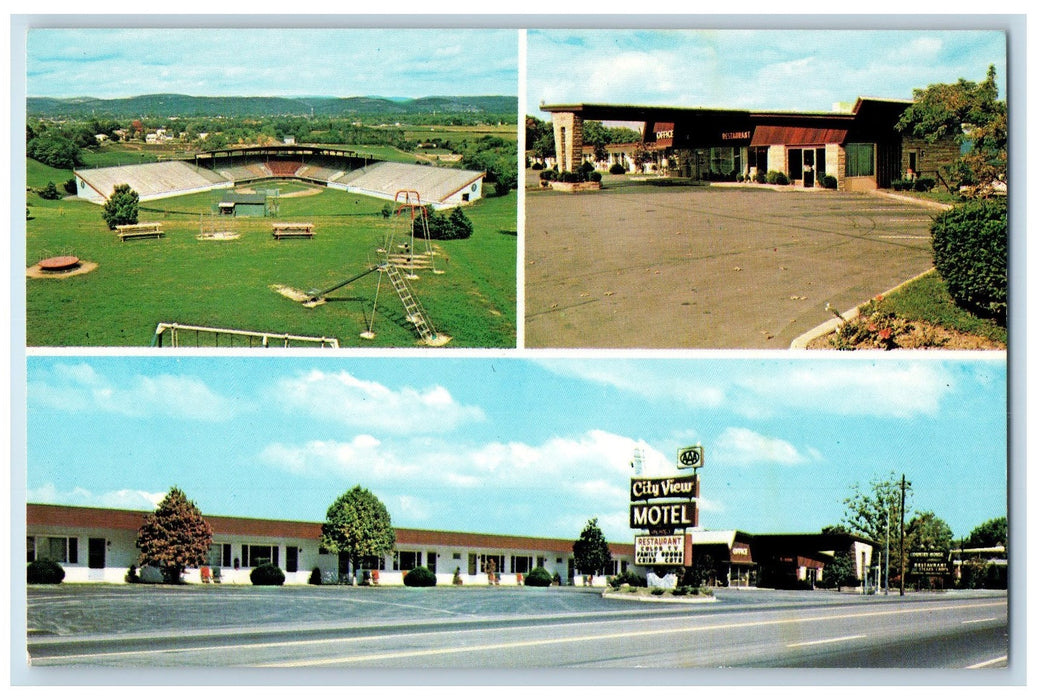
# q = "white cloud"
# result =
<box><xmin>714</xmin><ymin>427</ymin><xmax>809</xmax><ymax>466</ymax></box>
<box><xmin>734</xmin><ymin>362</ymin><xmax>953</xmax><ymax>419</ymax></box>
<box><xmin>28</xmin><ymin>483</ymin><xmax>164</xmax><ymax>511</ymax></box>
<box><xmin>28</xmin><ymin>362</ymin><xmax>239</xmax><ymax>421</ymax></box>
<box><xmin>271</xmin><ymin>370</ymin><xmax>485</xmax><ymax>433</ymax></box>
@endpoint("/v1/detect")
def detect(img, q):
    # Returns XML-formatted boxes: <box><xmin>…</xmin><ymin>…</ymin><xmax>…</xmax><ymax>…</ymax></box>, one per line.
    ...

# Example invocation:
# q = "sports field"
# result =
<box><xmin>25</xmin><ymin>181</ymin><xmax>517</xmax><ymax>348</ymax></box>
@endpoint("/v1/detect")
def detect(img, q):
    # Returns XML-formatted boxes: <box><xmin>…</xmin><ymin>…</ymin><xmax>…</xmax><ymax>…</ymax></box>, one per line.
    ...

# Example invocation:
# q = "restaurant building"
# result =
<box><xmin>543</xmin><ymin>98</ymin><xmax>952</xmax><ymax>191</ymax></box>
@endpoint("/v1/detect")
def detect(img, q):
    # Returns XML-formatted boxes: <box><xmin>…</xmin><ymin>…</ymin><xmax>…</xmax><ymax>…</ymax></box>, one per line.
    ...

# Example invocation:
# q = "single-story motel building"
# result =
<box><xmin>542</xmin><ymin>97</ymin><xmax>959</xmax><ymax>191</ymax></box>
<box><xmin>28</xmin><ymin>503</ymin><xmax>878</xmax><ymax>589</ymax></box>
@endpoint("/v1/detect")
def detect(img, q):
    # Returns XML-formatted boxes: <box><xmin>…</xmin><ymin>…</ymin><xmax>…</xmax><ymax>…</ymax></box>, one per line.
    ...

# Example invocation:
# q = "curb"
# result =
<box><xmin>790</xmin><ymin>268</ymin><xmax>938</xmax><ymax>349</ymax></box>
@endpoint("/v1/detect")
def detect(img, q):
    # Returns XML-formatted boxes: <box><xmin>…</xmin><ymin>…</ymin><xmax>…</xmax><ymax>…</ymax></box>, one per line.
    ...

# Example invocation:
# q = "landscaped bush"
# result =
<box><xmin>588</xmin><ymin>171</ymin><xmax>602</xmax><ymax>183</ymax></box>
<box><xmin>609</xmin><ymin>162</ymin><xmax>627</xmax><ymax>175</ymax></box>
<box><xmin>250</xmin><ymin>562</ymin><xmax>285</xmax><ymax>586</ymax></box>
<box><xmin>607</xmin><ymin>569</ymin><xmax>647</xmax><ymax>589</ymax></box>
<box><xmin>829</xmin><ymin>297</ymin><xmax>915</xmax><ymax>350</ymax></box>
<box><xmin>423</xmin><ymin>207</ymin><xmax>474</xmax><ymax>240</ymax></box>
<box><xmin>650</xmin><ymin>587</ymin><xmax>666</xmax><ymax>595</ymax></box>
<box><xmin>125</xmin><ymin>565</ymin><xmax>141</xmax><ymax>583</ymax></box>
<box><xmin>821</xmin><ymin>174</ymin><xmax>838</xmax><ymax>189</ymax></box>
<box><xmin>308</xmin><ymin>567</ymin><xmax>322</xmax><ymax>585</ymax></box>
<box><xmin>531</xmin><ymin>162</ymin><xmax>544</xmax><ymax>171</ymax></box>
<box><xmin>913</xmin><ymin>177</ymin><xmax>936</xmax><ymax>192</ymax></box>
<box><xmin>931</xmin><ymin>198</ymin><xmax>1007</xmax><ymax>323</ymax></box>
<box><xmin>403</xmin><ymin>566</ymin><xmax>438</xmax><ymax>587</ymax></box>
<box><xmin>578</xmin><ymin>161</ymin><xmax>596</xmax><ymax>174</ymax></box>
<box><xmin>765</xmin><ymin>170</ymin><xmax>790</xmax><ymax>185</ymax></box>
<box><xmin>523</xmin><ymin>566</ymin><xmax>553</xmax><ymax>587</ymax></box>
<box><xmin>28</xmin><ymin>559</ymin><xmax>65</xmax><ymax>584</ymax></box>
<box><xmin>64</xmin><ymin>178</ymin><xmax>78</xmax><ymax>195</ymax></box>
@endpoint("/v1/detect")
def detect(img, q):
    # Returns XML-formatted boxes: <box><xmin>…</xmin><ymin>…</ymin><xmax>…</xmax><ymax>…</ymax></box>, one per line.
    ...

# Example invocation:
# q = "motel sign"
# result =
<box><xmin>629</xmin><ymin>501</ymin><xmax>697</xmax><ymax>529</ymax></box>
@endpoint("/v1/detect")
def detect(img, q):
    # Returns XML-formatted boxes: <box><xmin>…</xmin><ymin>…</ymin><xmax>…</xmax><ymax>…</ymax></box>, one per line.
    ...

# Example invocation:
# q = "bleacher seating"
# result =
<box><xmin>267</xmin><ymin>161</ymin><xmax>303</xmax><ymax>177</ymax></box>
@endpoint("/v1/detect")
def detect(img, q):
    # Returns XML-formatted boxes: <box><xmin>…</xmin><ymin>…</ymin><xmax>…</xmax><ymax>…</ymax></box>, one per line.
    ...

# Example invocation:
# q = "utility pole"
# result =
<box><xmin>899</xmin><ymin>473</ymin><xmax>907</xmax><ymax>596</ymax></box>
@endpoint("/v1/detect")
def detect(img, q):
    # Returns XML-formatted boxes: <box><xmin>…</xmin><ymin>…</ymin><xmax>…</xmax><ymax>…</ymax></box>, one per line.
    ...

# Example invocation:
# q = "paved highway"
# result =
<box><xmin>26</xmin><ymin>587</ymin><xmax>1008</xmax><ymax>670</ymax></box>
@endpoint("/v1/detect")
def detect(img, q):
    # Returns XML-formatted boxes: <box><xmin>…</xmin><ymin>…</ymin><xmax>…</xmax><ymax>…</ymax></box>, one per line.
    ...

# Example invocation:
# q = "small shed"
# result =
<box><xmin>218</xmin><ymin>192</ymin><xmax>268</xmax><ymax>217</ymax></box>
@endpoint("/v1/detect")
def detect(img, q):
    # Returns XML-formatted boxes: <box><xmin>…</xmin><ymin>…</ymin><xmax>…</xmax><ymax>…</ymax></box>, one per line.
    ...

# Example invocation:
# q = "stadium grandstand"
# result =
<box><xmin>72</xmin><ymin>144</ymin><xmax>485</xmax><ymax>209</ymax></box>
<box><xmin>74</xmin><ymin>161</ymin><xmax>229</xmax><ymax>204</ymax></box>
<box><xmin>331</xmin><ymin>161</ymin><xmax>484</xmax><ymax>208</ymax></box>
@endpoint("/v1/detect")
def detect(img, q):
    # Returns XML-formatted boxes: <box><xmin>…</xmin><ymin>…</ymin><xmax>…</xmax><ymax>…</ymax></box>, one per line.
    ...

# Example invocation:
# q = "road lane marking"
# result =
<box><xmin>961</xmin><ymin>617</ymin><xmax>1000</xmax><ymax>625</ymax></box>
<box><xmin>259</xmin><ymin>600</ymin><xmax>1007</xmax><ymax>667</ymax></box>
<box><xmin>33</xmin><ymin>599</ymin><xmax>1005</xmax><ymax>665</ymax></box>
<box><xmin>967</xmin><ymin>655</ymin><xmax>1008</xmax><ymax>669</ymax></box>
<box><xmin>786</xmin><ymin>635</ymin><xmax>866</xmax><ymax>648</ymax></box>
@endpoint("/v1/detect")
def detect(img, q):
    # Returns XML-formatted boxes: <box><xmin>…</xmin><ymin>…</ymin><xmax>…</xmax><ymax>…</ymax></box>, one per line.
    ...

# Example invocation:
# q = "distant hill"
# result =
<box><xmin>26</xmin><ymin>94</ymin><xmax>518</xmax><ymax>120</ymax></box>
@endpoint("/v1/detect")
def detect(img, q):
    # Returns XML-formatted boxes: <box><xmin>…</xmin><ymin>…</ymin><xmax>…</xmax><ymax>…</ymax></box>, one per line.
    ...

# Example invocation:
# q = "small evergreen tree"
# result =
<box><xmin>136</xmin><ymin>487</ymin><xmax>213</xmax><ymax>584</ymax></box>
<box><xmin>39</xmin><ymin>182</ymin><xmax>61</xmax><ymax>200</ymax></box>
<box><xmin>102</xmin><ymin>183</ymin><xmax>140</xmax><ymax>230</ymax></box>
<box><xmin>572</xmin><ymin>517</ymin><xmax>612</xmax><ymax>577</ymax></box>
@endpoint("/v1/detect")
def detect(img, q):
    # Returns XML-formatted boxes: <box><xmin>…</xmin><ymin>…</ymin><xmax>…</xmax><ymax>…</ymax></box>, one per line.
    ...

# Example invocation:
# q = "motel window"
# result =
<box><xmin>286</xmin><ymin>546</ymin><xmax>299</xmax><ymax>573</ymax></box>
<box><xmin>241</xmin><ymin>544</ymin><xmax>278</xmax><ymax>568</ymax></box>
<box><xmin>394</xmin><ymin>551</ymin><xmax>422</xmax><ymax>571</ymax></box>
<box><xmin>28</xmin><ymin>536</ymin><xmax>78</xmax><ymax>564</ymax></box>
<box><xmin>360</xmin><ymin>555</ymin><xmax>383</xmax><ymax>571</ymax></box>
<box><xmin>427</xmin><ymin>551</ymin><xmax>437</xmax><ymax>573</ymax></box>
<box><xmin>537</xmin><ymin>556</ymin><xmax>546</xmax><ymax>568</ymax></box>
<box><xmin>209</xmin><ymin>543</ymin><xmax>232</xmax><ymax>568</ymax></box>
<box><xmin>845</xmin><ymin>143</ymin><xmax>875</xmax><ymax>177</ymax></box>
<box><xmin>511</xmin><ymin>555</ymin><xmax>533</xmax><ymax>574</ymax></box>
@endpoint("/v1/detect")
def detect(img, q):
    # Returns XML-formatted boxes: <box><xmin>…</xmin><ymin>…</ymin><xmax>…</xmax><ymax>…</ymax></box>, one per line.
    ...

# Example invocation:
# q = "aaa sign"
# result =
<box><xmin>629</xmin><ymin>501</ymin><xmax>697</xmax><ymax>529</ymax></box>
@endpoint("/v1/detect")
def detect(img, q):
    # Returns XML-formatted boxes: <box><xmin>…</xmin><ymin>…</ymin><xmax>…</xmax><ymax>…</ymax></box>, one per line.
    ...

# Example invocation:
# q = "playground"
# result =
<box><xmin>25</xmin><ymin>182</ymin><xmax>517</xmax><ymax>348</ymax></box>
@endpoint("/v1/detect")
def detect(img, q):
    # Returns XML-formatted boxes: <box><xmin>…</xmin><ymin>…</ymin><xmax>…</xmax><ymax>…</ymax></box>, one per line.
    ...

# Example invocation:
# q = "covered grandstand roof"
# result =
<box><xmin>333</xmin><ymin>162</ymin><xmax>484</xmax><ymax>207</ymax></box>
<box><xmin>75</xmin><ymin>161</ymin><xmax>230</xmax><ymax>202</ymax></box>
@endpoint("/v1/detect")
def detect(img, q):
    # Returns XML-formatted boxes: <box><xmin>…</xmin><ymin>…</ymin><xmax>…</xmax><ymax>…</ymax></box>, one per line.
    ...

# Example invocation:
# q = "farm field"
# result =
<box><xmin>25</xmin><ymin>177</ymin><xmax>517</xmax><ymax>348</ymax></box>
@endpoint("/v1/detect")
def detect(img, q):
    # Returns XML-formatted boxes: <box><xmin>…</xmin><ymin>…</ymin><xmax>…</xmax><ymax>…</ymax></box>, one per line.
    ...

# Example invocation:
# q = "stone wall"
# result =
<box><xmin>551</xmin><ymin>112</ymin><xmax>584</xmax><ymax>173</ymax></box>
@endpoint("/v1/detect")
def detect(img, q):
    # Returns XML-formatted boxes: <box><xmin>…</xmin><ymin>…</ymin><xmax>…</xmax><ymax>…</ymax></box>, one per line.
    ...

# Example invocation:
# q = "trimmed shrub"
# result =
<box><xmin>308</xmin><ymin>567</ymin><xmax>322</xmax><ymax>585</ymax></box>
<box><xmin>609</xmin><ymin>162</ymin><xmax>627</xmax><ymax>175</ymax></box>
<box><xmin>914</xmin><ymin>177</ymin><xmax>936</xmax><ymax>192</ymax></box>
<box><xmin>589</xmin><ymin>171</ymin><xmax>602</xmax><ymax>183</ymax></box>
<box><xmin>403</xmin><ymin>566</ymin><xmax>438</xmax><ymax>587</ymax></box>
<box><xmin>27</xmin><ymin>559</ymin><xmax>65</xmax><ymax>584</ymax></box>
<box><xmin>821</xmin><ymin>174</ymin><xmax>838</xmax><ymax>189</ymax></box>
<box><xmin>531</xmin><ymin>162</ymin><xmax>544</xmax><ymax>170</ymax></box>
<box><xmin>524</xmin><ymin>566</ymin><xmax>553</xmax><ymax>587</ymax></box>
<box><xmin>578</xmin><ymin>161</ymin><xmax>596</xmax><ymax>174</ymax></box>
<box><xmin>125</xmin><ymin>565</ymin><xmax>140</xmax><ymax>583</ymax></box>
<box><xmin>539</xmin><ymin>168</ymin><xmax>559</xmax><ymax>182</ymax></box>
<box><xmin>931</xmin><ymin>198</ymin><xmax>1007</xmax><ymax>322</ymax></box>
<box><xmin>650</xmin><ymin>587</ymin><xmax>666</xmax><ymax>596</ymax></box>
<box><xmin>765</xmin><ymin>170</ymin><xmax>790</xmax><ymax>185</ymax></box>
<box><xmin>250</xmin><ymin>562</ymin><xmax>285</xmax><ymax>586</ymax></box>
<box><xmin>607</xmin><ymin>569</ymin><xmax>647</xmax><ymax>589</ymax></box>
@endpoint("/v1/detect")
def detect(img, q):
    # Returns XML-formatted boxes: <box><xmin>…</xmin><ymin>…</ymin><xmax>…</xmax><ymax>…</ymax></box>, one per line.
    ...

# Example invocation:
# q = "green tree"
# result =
<box><xmin>905</xmin><ymin>511</ymin><xmax>954</xmax><ymax>552</ymax></box>
<box><xmin>38</xmin><ymin>182</ymin><xmax>61</xmax><ymax>201</ymax></box>
<box><xmin>822</xmin><ymin>551</ymin><xmax>859</xmax><ymax>591</ymax></box>
<box><xmin>136</xmin><ymin>487</ymin><xmax>213</xmax><ymax>584</ymax></box>
<box><xmin>26</xmin><ymin>132</ymin><xmax>82</xmax><ymax>169</ymax></box>
<box><xmin>320</xmin><ymin>486</ymin><xmax>396</xmax><ymax>580</ymax></box>
<box><xmin>896</xmin><ymin>65</ymin><xmax>1007</xmax><ymax>197</ymax></box>
<box><xmin>842</xmin><ymin>472</ymin><xmax>912</xmax><ymax>573</ymax></box>
<box><xmin>101</xmin><ymin>184</ymin><xmax>139</xmax><ymax>230</ymax></box>
<box><xmin>964</xmin><ymin>516</ymin><xmax>1007</xmax><ymax>550</ymax></box>
<box><xmin>572</xmin><ymin>517</ymin><xmax>612</xmax><ymax>576</ymax></box>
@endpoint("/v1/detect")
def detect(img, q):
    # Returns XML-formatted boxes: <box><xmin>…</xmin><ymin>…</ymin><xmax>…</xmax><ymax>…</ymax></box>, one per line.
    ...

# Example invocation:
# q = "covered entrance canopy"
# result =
<box><xmin>541</xmin><ymin>97</ymin><xmax>912</xmax><ymax>189</ymax></box>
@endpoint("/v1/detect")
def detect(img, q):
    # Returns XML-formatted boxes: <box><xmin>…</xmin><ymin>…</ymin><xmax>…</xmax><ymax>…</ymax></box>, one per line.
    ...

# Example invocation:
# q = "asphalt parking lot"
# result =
<box><xmin>525</xmin><ymin>177</ymin><xmax>943</xmax><ymax>349</ymax></box>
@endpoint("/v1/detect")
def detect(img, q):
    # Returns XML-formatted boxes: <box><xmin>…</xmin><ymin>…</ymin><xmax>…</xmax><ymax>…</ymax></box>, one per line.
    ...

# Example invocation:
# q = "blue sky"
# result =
<box><xmin>25</xmin><ymin>355</ymin><xmax>1007</xmax><ymax>543</ymax></box>
<box><xmin>26</xmin><ymin>28</ymin><xmax>518</xmax><ymax>99</ymax></box>
<box><xmin>528</xmin><ymin>29</ymin><xmax>1007</xmax><ymax>115</ymax></box>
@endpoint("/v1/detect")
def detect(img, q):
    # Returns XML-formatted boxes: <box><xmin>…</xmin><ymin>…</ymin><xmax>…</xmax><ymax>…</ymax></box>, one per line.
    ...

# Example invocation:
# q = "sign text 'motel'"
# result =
<box><xmin>630</xmin><ymin>501</ymin><xmax>697</xmax><ymax>529</ymax></box>
<box><xmin>630</xmin><ymin>474</ymin><xmax>699</xmax><ymax>501</ymax></box>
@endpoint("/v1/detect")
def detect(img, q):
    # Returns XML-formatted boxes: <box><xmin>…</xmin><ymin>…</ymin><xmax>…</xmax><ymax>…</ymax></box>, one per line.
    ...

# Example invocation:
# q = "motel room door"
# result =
<box><xmin>88</xmin><ymin>537</ymin><xmax>106</xmax><ymax>569</ymax></box>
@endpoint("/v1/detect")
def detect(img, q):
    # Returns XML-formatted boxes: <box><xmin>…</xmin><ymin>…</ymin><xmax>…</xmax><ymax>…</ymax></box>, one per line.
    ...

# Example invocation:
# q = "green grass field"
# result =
<box><xmin>26</xmin><ymin>174</ymin><xmax>517</xmax><ymax>348</ymax></box>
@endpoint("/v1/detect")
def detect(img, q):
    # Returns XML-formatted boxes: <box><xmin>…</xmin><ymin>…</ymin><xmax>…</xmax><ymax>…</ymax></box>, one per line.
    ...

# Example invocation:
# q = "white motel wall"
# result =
<box><xmin>27</xmin><ymin>504</ymin><xmax>632</xmax><ymax>586</ymax></box>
